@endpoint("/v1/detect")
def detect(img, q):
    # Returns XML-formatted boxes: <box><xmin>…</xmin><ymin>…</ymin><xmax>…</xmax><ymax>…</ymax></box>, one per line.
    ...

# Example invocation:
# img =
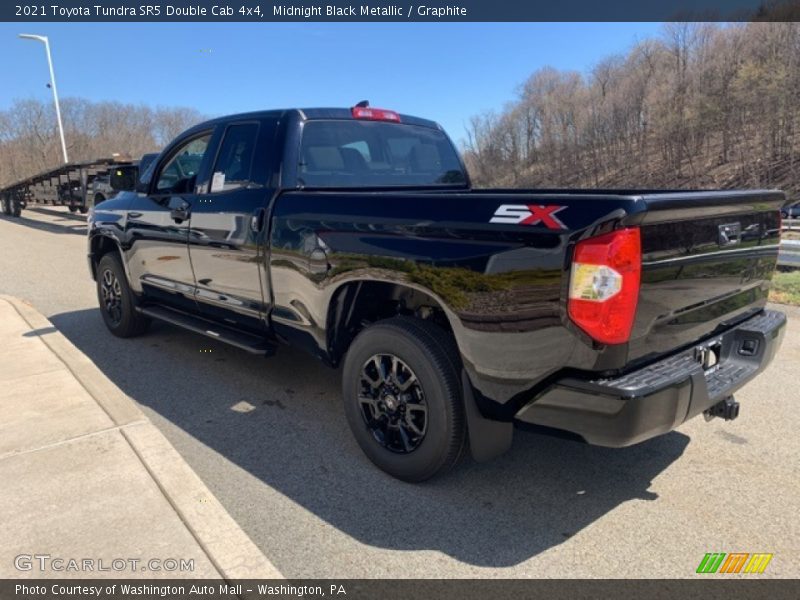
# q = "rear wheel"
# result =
<box><xmin>342</xmin><ymin>317</ymin><xmax>465</xmax><ymax>482</ymax></box>
<box><xmin>96</xmin><ymin>253</ymin><xmax>150</xmax><ymax>338</ymax></box>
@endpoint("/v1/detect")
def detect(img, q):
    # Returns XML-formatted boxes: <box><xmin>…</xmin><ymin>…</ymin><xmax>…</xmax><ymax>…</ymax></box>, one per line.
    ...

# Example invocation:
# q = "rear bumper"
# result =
<box><xmin>515</xmin><ymin>309</ymin><xmax>786</xmax><ymax>447</ymax></box>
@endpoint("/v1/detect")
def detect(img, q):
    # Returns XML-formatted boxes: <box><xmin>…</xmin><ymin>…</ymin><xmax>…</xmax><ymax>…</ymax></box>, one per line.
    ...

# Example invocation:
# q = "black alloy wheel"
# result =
<box><xmin>342</xmin><ymin>317</ymin><xmax>466</xmax><ymax>482</ymax></box>
<box><xmin>99</xmin><ymin>266</ymin><xmax>124</xmax><ymax>326</ymax></box>
<box><xmin>95</xmin><ymin>253</ymin><xmax>150</xmax><ymax>338</ymax></box>
<box><xmin>358</xmin><ymin>353</ymin><xmax>428</xmax><ymax>454</ymax></box>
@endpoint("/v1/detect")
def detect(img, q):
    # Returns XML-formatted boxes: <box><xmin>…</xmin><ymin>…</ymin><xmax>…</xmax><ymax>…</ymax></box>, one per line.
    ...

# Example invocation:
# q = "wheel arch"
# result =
<box><xmin>330</xmin><ymin>283</ymin><xmax>515</xmax><ymax>467</ymax></box>
<box><xmin>325</xmin><ymin>279</ymin><xmax>459</xmax><ymax>367</ymax></box>
<box><xmin>89</xmin><ymin>233</ymin><xmax>128</xmax><ymax>282</ymax></box>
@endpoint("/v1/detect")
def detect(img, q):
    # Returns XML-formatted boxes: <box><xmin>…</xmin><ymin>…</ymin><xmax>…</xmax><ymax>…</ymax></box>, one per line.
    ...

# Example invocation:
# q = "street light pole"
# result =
<box><xmin>19</xmin><ymin>34</ymin><xmax>69</xmax><ymax>164</ymax></box>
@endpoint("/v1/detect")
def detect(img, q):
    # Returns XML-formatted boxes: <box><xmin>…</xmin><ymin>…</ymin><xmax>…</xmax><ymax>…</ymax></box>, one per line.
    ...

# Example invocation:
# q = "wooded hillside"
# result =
<box><xmin>463</xmin><ymin>22</ymin><xmax>800</xmax><ymax>201</ymax></box>
<box><xmin>2</xmin><ymin>22</ymin><xmax>798</xmax><ymax>200</ymax></box>
<box><xmin>0</xmin><ymin>99</ymin><xmax>203</xmax><ymax>186</ymax></box>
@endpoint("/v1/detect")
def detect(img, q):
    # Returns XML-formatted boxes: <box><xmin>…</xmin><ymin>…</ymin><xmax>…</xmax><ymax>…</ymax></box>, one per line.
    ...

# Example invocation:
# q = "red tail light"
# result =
<box><xmin>567</xmin><ymin>227</ymin><xmax>641</xmax><ymax>345</ymax></box>
<box><xmin>351</xmin><ymin>107</ymin><xmax>401</xmax><ymax>122</ymax></box>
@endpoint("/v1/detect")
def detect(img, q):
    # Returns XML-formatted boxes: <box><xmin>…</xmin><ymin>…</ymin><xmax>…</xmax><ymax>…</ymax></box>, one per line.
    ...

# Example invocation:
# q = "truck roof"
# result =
<box><xmin>188</xmin><ymin>107</ymin><xmax>442</xmax><ymax>134</ymax></box>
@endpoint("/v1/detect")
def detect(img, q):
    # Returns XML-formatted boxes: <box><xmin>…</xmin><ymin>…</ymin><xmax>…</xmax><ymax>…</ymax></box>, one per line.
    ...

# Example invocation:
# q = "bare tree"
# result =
<box><xmin>0</xmin><ymin>98</ymin><xmax>206</xmax><ymax>187</ymax></box>
<box><xmin>461</xmin><ymin>22</ymin><xmax>800</xmax><ymax>200</ymax></box>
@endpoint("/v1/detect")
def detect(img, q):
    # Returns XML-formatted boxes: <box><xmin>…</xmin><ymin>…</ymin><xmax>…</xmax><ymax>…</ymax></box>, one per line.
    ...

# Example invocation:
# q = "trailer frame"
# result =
<box><xmin>1</xmin><ymin>157</ymin><xmax>136</xmax><ymax>217</ymax></box>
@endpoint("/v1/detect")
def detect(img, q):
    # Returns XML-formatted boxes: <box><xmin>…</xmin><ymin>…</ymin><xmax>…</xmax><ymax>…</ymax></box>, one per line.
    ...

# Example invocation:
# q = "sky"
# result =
<box><xmin>0</xmin><ymin>22</ymin><xmax>664</xmax><ymax>145</ymax></box>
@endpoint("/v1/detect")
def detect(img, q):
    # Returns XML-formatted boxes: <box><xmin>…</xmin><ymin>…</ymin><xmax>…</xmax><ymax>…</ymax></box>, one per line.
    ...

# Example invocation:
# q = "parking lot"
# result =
<box><xmin>1</xmin><ymin>206</ymin><xmax>798</xmax><ymax>578</ymax></box>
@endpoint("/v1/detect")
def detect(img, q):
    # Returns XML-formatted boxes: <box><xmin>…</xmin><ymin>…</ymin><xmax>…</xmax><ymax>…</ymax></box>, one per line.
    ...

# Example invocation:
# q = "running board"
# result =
<box><xmin>136</xmin><ymin>305</ymin><xmax>276</xmax><ymax>356</ymax></box>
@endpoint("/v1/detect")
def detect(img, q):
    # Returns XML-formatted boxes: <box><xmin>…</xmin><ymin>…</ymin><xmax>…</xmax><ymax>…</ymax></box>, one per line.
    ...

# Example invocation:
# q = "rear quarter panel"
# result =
<box><xmin>268</xmin><ymin>190</ymin><xmax>643</xmax><ymax>408</ymax></box>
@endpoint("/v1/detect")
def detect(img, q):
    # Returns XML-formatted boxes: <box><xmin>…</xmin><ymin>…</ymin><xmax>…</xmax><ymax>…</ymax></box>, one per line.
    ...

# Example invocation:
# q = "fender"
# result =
<box><xmin>88</xmin><ymin>226</ymin><xmax>136</xmax><ymax>290</ymax></box>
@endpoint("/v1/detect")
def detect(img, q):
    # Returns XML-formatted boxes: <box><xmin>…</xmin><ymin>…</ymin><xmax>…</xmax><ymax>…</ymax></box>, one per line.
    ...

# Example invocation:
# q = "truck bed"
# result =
<box><xmin>271</xmin><ymin>188</ymin><xmax>784</xmax><ymax>405</ymax></box>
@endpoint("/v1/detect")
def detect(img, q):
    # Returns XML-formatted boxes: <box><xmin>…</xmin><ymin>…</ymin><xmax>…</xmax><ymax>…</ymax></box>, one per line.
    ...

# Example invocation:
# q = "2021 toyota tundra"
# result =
<box><xmin>87</xmin><ymin>105</ymin><xmax>787</xmax><ymax>481</ymax></box>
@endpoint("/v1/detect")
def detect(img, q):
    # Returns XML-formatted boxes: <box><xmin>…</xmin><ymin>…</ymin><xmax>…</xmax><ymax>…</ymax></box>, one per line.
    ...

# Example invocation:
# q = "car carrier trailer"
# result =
<box><xmin>0</xmin><ymin>156</ymin><xmax>139</xmax><ymax>217</ymax></box>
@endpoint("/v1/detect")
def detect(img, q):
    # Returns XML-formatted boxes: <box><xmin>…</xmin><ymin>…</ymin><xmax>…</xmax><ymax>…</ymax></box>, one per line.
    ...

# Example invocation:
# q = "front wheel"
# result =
<box><xmin>342</xmin><ymin>317</ymin><xmax>466</xmax><ymax>482</ymax></box>
<box><xmin>96</xmin><ymin>253</ymin><xmax>150</xmax><ymax>338</ymax></box>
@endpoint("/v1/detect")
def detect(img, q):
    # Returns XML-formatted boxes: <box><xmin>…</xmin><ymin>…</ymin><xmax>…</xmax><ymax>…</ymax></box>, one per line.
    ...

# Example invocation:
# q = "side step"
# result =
<box><xmin>136</xmin><ymin>305</ymin><xmax>276</xmax><ymax>356</ymax></box>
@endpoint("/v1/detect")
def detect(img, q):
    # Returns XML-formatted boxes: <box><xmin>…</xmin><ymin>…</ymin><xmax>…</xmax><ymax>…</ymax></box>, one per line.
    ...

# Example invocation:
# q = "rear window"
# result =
<box><xmin>298</xmin><ymin>120</ymin><xmax>466</xmax><ymax>188</ymax></box>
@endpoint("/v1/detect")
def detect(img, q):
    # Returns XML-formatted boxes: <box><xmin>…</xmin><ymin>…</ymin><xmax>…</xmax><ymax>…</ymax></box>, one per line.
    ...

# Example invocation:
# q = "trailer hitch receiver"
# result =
<box><xmin>705</xmin><ymin>396</ymin><xmax>740</xmax><ymax>421</ymax></box>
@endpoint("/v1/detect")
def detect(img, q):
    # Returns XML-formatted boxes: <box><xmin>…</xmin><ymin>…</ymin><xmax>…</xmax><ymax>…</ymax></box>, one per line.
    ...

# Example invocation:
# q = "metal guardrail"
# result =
<box><xmin>778</xmin><ymin>237</ymin><xmax>800</xmax><ymax>268</ymax></box>
<box><xmin>779</xmin><ymin>242</ymin><xmax>800</xmax><ymax>266</ymax></box>
<box><xmin>782</xmin><ymin>217</ymin><xmax>800</xmax><ymax>267</ymax></box>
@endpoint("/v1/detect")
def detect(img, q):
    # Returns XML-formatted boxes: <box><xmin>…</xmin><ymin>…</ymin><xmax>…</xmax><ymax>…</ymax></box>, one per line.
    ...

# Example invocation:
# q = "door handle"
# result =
<box><xmin>127</xmin><ymin>211</ymin><xmax>142</xmax><ymax>219</ymax></box>
<box><xmin>168</xmin><ymin>197</ymin><xmax>191</xmax><ymax>224</ymax></box>
<box><xmin>250</xmin><ymin>207</ymin><xmax>266</xmax><ymax>233</ymax></box>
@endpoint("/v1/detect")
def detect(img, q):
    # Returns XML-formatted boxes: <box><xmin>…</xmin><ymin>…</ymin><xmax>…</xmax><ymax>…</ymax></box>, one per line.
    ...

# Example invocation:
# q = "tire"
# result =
<box><xmin>79</xmin><ymin>206</ymin><xmax>89</xmax><ymax>214</ymax></box>
<box><xmin>68</xmin><ymin>204</ymin><xmax>78</xmax><ymax>213</ymax></box>
<box><xmin>96</xmin><ymin>253</ymin><xmax>150</xmax><ymax>338</ymax></box>
<box><xmin>342</xmin><ymin>317</ymin><xmax>466</xmax><ymax>482</ymax></box>
<box><xmin>11</xmin><ymin>200</ymin><xmax>21</xmax><ymax>217</ymax></box>
<box><xmin>2</xmin><ymin>196</ymin><xmax>11</xmax><ymax>216</ymax></box>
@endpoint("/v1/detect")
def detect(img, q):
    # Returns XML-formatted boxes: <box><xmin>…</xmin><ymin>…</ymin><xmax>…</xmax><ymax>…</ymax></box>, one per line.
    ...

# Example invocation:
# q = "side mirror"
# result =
<box><xmin>110</xmin><ymin>167</ymin><xmax>136</xmax><ymax>192</ymax></box>
<box><xmin>168</xmin><ymin>196</ymin><xmax>191</xmax><ymax>224</ymax></box>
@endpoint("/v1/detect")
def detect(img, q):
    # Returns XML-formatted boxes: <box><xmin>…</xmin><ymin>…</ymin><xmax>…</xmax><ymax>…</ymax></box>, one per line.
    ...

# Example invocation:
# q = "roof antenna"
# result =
<box><xmin>355</xmin><ymin>100</ymin><xmax>369</xmax><ymax>108</ymax></box>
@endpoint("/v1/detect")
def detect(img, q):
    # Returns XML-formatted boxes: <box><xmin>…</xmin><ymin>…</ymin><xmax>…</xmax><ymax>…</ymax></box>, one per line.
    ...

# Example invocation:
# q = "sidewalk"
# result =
<box><xmin>0</xmin><ymin>295</ymin><xmax>281</xmax><ymax>579</ymax></box>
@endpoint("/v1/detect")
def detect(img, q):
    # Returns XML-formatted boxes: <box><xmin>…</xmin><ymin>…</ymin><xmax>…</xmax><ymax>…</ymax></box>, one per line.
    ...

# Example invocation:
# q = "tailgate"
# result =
<box><xmin>627</xmin><ymin>190</ymin><xmax>785</xmax><ymax>366</ymax></box>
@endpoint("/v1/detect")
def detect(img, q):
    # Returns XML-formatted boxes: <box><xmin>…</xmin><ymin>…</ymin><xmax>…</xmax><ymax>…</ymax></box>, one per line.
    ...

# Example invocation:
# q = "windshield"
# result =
<box><xmin>298</xmin><ymin>120</ymin><xmax>466</xmax><ymax>188</ymax></box>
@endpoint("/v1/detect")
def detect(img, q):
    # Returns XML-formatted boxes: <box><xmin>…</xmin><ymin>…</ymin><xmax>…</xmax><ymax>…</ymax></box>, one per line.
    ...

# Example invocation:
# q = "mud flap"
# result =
<box><xmin>462</xmin><ymin>370</ymin><xmax>513</xmax><ymax>462</ymax></box>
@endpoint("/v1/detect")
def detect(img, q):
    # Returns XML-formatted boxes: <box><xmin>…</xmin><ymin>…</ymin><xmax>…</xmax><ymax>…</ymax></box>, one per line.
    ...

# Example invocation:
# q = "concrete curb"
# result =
<box><xmin>0</xmin><ymin>295</ymin><xmax>283</xmax><ymax>580</ymax></box>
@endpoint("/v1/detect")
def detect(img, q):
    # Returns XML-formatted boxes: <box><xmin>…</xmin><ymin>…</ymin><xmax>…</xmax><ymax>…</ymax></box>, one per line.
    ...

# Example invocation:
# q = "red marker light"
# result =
<box><xmin>351</xmin><ymin>107</ymin><xmax>401</xmax><ymax>122</ymax></box>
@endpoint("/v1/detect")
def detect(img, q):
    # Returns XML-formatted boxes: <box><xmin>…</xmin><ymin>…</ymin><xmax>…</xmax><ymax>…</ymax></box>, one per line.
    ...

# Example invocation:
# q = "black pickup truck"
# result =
<box><xmin>88</xmin><ymin>105</ymin><xmax>787</xmax><ymax>481</ymax></box>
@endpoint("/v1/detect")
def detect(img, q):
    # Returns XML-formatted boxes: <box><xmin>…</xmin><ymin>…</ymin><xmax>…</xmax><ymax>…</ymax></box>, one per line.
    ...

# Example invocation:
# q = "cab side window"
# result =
<box><xmin>209</xmin><ymin>123</ymin><xmax>259</xmax><ymax>193</ymax></box>
<box><xmin>155</xmin><ymin>134</ymin><xmax>212</xmax><ymax>194</ymax></box>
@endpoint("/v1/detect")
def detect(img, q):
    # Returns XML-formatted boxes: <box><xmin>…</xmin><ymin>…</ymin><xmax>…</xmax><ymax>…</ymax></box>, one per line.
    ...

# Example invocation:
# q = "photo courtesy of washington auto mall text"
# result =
<box><xmin>14</xmin><ymin>584</ymin><xmax>346</xmax><ymax>597</ymax></box>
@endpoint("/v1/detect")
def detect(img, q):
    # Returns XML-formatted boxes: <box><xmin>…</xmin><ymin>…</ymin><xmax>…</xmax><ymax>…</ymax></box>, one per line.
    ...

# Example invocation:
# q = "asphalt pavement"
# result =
<box><xmin>1</xmin><ymin>207</ymin><xmax>798</xmax><ymax>578</ymax></box>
